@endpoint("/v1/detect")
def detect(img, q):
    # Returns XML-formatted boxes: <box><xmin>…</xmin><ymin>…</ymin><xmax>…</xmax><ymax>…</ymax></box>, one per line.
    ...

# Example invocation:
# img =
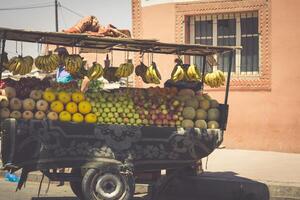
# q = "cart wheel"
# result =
<box><xmin>82</xmin><ymin>167</ymin><xmax>134</xmax><ymax>200</ymax></box>
<box><xmin>70</xmin><ymin>168</ymin><xmax>84</xmax><ymax>200</ymax></box>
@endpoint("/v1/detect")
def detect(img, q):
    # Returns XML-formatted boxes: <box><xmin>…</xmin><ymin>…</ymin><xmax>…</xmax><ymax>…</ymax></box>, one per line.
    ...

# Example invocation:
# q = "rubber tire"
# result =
<box><xmin>81</xmin><ymin>167</ymin><xmax>135</xmax><ymax>200</ymax></box>
<box><xmin>70</xmin><ymin>168</ymin><xmax>84</xmax><ymax>200</ymax></box>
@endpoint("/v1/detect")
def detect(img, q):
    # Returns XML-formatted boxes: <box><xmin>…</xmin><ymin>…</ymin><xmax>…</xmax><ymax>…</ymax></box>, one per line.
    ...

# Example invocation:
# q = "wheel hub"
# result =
<box><xmin>95</xmin><ymin>173</ymin><xmax>124</xmax><ymax>199</ymax></box>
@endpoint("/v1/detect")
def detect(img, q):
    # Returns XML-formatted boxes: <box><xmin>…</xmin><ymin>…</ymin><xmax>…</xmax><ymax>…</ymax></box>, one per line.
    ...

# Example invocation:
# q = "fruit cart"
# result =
<box><xmin>0</xmin><ymin>27</ymin><xmax>238</xmax><ymax>200</ymax></box>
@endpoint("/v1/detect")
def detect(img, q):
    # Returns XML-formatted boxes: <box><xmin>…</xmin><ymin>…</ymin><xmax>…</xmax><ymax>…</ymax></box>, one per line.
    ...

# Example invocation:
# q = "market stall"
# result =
<box><xmin>0</xmin><ymin>27</ymin><xmax>239</xmax><ymax>200</ymax></box>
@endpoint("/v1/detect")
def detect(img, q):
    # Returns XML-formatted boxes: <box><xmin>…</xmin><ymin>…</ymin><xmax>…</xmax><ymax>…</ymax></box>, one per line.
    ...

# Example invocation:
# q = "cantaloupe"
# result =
<box><xmin>10</xmin><ymin>110</ymin><xmax>22</xmax><ymax>119</ymax></box>
<box><xmin>207</xmin><ymin>121</ymin><xmax>219</xmax><ymax>129</ymax></box>
<box><xmin>207</xmin><ymin>108</ymin><xmax>220</xmax><ymax>121</ymax></box>
<box><xmin>22</xmin><ymin>111</ymin><xmax>34</xmax><ymax>120</ymax></box>
<box><xmin>182</xmin><ymin>107</ymin><xmax>196</xmax><ymax>120</ymax></box>
<box><xmin>0</xmin><ymin>108</ymin><xmax>10</xmax><ymax>118</ymax></box>
<box><xmin>199</xmin><ymin>99</ymin><xmax>210</xmax><ymax>110</ymax></box>
<box><xmin>182</xmin><ymin>119</ymin><xmax>194</xmax><ymax>128</ymax></box>
<box><xmin>196</xmin><ymin>109</ymin><xmax>207</xmax><ymax>120</ymax></box>
<box><xmin>185</xmin><ymin>98</ymin><xmax>199</xmax><ymax>109</ymax></box>
<box><xmin>10</xmin><ymin>98</ymin><xmax>22</xmax><ymax>110</ymax></box>
<box><xmin>210</xmin><ymin>99</ymin><xmax>219</xmax><ymax>108</ymax></box>
<box><xmin>195</xmin><ymin>120</ymin><xmax>207</xmax><ymax>129</ymax></box>
<box><xmin>23</xmin><ymin>98</ymin><xmax>35</xmax><ymax>111</ymax></box>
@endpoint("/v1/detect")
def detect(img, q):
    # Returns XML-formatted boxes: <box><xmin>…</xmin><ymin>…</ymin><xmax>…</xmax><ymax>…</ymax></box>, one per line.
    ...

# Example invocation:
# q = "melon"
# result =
<box><xmin>4</xmin><ymin>87</ymin><xmax>16</xmax><ymax>99</ymax></box>
<box><xmin>210</xmin><ymin>99</ymin><xmax>219</xmax><ymax>108</ymax></box>
<box><xmin>47</xmin><ymin>111</ymin><xmax>58</xmax><ymax>120</ymax></box>
<box><xmin>196</xmin><ymin>109</ymin><xmax>207</xmax><ymax>120</ymax></box>
<box><xmin>185</xmin><ymin>98</ymin><xmax>199</xmax><ymax>109</ymax></box>
<box><xmin>199</xmin><ymin>99</ymin><xmax>210</xmax><ymax>110</ymax></box>
<box><xmin>178</xmin><ymin>89</ymin><xmax>195</xmax><ymax>97</ymax></box>
<box><xmin>9</xmin><ymin>98</ymin><xmax>22</xmax><ymax>110</ymax></box>
<box><xmin>196</xmin><ymin>95</ymin><xmax>205</xmax><ymax>101</ymax></box>
<box><xmin>22</xmin><ymin>111</ymin><xmax>34</xmax><ymax>120</ymax></box>
<box><xmin>181</xmin><ymin>119</ymin><xmax>194</xmax><ymax>128</ymax></box>
<box><xmin>58</xmin><ymin>91</ymin><xmax>71</xmax><ymax>104</ymax></box>
<box><xmin>0</xmin><ymin>108</ymin><xmax>10</xmax><ymax>118</ymax></box>
<box><xmin>0</xmin><ymin>95</ymin><xmax>9</xmax><ymax>107</ymax></box>
<box><xmin>35</xmin><ymin>111</ymin><xmax>46</xmax><ymax>120</ymax></box>
<box><xmin>195</xmin><ymin>120</ymin><xmax>207</xmax><ymax>129</ymax></box>
<box><xmin>10</xmin><ymin>110</ymin><xmax>22</xmax><ymax>119</ymax></box>
<box><xmin>207</xmin><ymin>108</ymin><xmax>220</xmax><ymax>121</ymax></box>
<box><xmin>23</xmin><ymin>98</ymin><xmax>36</xmax><ymax>111</ymax></box>
<box><xmin>29</xmin><ymin>90</ymin><xmax>43</xmax><ymax>100</ymax></box>
<box><xmin>207</xmin><ymin>121</ymin><xmax>219</xmax><ymax>129</ymax></box>
<box><xmin>182</xmin><ymin>107</ymin><xmax>196</xmax><ymax>120</ymax></box>
<box><xmin>175</xmin><ymin>95</ymin><xmax>191</xmax><ymax>104</ymax></box>
<box><xmin>36</xmin><ymin>100</ymin><xmax>49</xmax><ymax>112</ymax></box>
<box><xmin>203</xmin><ymin>93</ymin><xmax>211</xmax><ymax>100</ymax></box>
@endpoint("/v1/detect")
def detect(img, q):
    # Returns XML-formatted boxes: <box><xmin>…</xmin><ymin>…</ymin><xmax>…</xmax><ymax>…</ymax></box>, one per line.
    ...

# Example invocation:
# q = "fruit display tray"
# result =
<box><xmin>1</xmin><ymin>119</ymin><xmax>223</xmax><ymax>172</ymax></box>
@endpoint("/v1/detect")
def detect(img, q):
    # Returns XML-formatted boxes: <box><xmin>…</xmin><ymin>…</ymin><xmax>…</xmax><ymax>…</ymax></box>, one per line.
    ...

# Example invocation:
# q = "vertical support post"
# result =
<box><xmin>55</xmin><ymin>0</ymin><xmax>59</xmax><ymax>32</ymax></box>
<box><xmin>224</xmin><ymin>50</ymin><xmax>234</xmax><ymax>105</ymax></box>
<box><xmin>0</xmin><ymin>34</ymin><xmax>7</xmax><ymax>80</ymax></box>
<box><xmin>201</xmin><ymin>55</ymin><xmax>206</xmax><ymax>91</ymax></box>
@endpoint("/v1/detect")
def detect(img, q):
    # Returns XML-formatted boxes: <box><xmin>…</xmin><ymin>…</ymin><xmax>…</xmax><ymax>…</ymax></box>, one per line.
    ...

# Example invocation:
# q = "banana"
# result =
<box><xmin>171</xmin><ymin>65</ymin><xmax>185</xmax><ymax>82</ymax></box>
<box><xmin>87</xmin><ymin>62</ymin><xmax>104</xmax><ymax>80</ymax></box>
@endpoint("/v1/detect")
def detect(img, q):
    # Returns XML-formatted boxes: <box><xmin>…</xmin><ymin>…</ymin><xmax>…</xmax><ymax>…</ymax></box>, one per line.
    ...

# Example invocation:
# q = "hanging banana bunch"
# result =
<box><xmin>64</xmin><ymin>54</ymin><xmax>83</xmax><ymax>74</ymax></box>
<box><xmin>87</xmin><ymin>62</ymin><xmax>104</xmax><ymax>80</ymax></box>
<box><xmin>115</xmin><ymin>59</ymin><xmax>134</xmax><ymax>78</ymax></box>
<box><xmin>204</xmin><ymin>70</ymin><xmax>226</xmax><ymax>88</ymax></box>
<box><xmin>35</xmin><ymin>54</ymin><xmax>60</xmax><ymax>72</ymax></box>
<box><xmin>144</xmin><ymin>62</ymin><xmax>161</xmax><ymax>84</ymax></box>
<box><xmin>186</xmin><ymin>64</ymin><xmax>202</xmax><ymax>81</ymax></box>
<box><xmin>6</xmin><ymin>55</ymin><xmax>34</xmax><ymax>75</ymax></box>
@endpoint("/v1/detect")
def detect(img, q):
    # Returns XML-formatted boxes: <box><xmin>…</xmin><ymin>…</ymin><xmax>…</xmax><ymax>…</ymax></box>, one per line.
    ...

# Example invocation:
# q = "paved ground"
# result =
<box><xmin>205</xmin><ymin>149</ymin><xmax>300</xmax><ymax>185</ymax></box>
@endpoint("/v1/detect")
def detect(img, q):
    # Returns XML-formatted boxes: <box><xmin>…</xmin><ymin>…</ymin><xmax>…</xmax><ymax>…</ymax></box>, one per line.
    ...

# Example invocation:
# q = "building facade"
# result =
<box><xmin>132</xmin><ymin>0</ymin><xmax>300</xmax><ymax>153</ymax></box>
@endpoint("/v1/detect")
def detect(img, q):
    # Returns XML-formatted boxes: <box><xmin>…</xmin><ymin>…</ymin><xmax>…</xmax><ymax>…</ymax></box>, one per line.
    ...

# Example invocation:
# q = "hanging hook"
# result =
<box><xmin>15</xmin><ymin>41</ymin><xmax>18</xmax><ymax>55</ymax></box>
<box><xmin>21</xmin><ymin>42</ymin><xmax>23</xmax><ymax>57</ymax></box>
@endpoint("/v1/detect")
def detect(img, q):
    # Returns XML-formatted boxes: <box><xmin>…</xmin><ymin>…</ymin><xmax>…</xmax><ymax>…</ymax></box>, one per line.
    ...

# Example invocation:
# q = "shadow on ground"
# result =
<box><xmin>158</xmin><ymin>171</ymin><xmax>270</xmax><ymax>200</ymax></box>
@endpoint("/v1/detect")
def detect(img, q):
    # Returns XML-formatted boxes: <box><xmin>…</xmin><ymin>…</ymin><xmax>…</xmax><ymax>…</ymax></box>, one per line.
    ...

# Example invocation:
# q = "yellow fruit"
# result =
<box><xmin>43</xmin><ymin>91</ymin><xmax>56</xmax><ymax>102</ymax></box>
<box><xmin>72</xmin><ymin>113</ymin><xmax>84</xmax><ymax>123</ymax></box>
<box><xmin>72</xmin><ymin>92</ymin><xmax>85</xmax><ymax>103</ymax></box>
<box><xmin>59</xmin><ymin>111</ymin><xmax>72</xmax><ymax>122</ymax></box>
<box><xmin>85</xmin><ymin>113</ymin><xmax>97</xmax><ymax>123</ymax></box>
<box><xmin>50</xmin><ymin>100</ymin><xmax>64</xmax><ymax>113</ymax></box>
<box><xmin>58</xmin><ymin>91</ymin><xmax>71</xmax><ymax>104</ymax></box>
<box><xmin>66</xmin><ymin>102</ymin><xmax>78</xmax><ymax>114</ymax></box>
<box><xmin>78</xmin><ymin>101</ymin><xmax>92</xmax><ymax>114</ymax></box>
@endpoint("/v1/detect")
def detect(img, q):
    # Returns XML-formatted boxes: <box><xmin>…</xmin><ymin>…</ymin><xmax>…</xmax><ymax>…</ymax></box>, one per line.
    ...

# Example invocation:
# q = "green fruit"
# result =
<box><xmin>104</xmin><ymin>108</ymin><xmax>110</xmax><ymax>113</ymax></box>
<box><xmin>182</xmin><ymin>107</ymin><xmax>196</xmax><ymax>120</ymax></box>
<box><xmin>199</xmin><ymin>99</ymin><xmax>210</xmax><ymax>110</ymax></box>
<box><xmin>127</xmin><ymin>113</ymin><xmax>133</xmax><ymax>118</ymax></box>
<box><xmin>207</xmin><ymin>108</ymin><xmax>220</xmax><ymax>121</ymax></box>
<box><xmin>115</xmin><ymin>102</ymin><xmax>121</xmax><ymax>108</ymax></box>
<box><xmin>92</xmin><ymin>107</ymin><xmax>98</xmax><ymax>113</ymax></box>
<box><xmin>196</xmin><ymin>109</ymin><xmax>207</xmax><ymax>120</ymax></box>
<box><xmin>210</xmin><ymin>99</ymin><xmax>219</xmax><ymax>108</ymax></box>
<box><xmin>195</xmin><ymin>120</ymin><xmax>207</xmax><ymax>129</ymax></box>
<box><xmin>96</xmin><ymin>102</ymin><xmax>101</xmax><ymax>108</ymax></box>
<box><xmin>207</xmin><ymin>121</ymin><xmax>219</xmax><ymax>129</ymax></box>
<box><xmin>181</xmin><ymin>119</ymin><xmax>194</xmax><ymax>128</ymax></box>
<box><xmin>128</xmin><ymin>104</ymin><xmax>134</xmax><ymax>109</ymax></box>
<box><xmin>100</xmin><ymin>103</ymin><xmax>107</xmax><ymax>108</ymax></box>
<box><xmin>108</xmin><ymin>112</ymin><xmax>114</xmax><ymax>118</ymax></box>
<box><xmin>185</xmin><ymin>98</ymin><xmax>199</xmax><ymax>109</ymax></box>
<box><xmin>117</xmin><ymin>107</ymin><xmax>123</xmax><ymax>113</ymax></box>
<box><xmin>111</xmin><ymin>107</ymin><xmax>117</xmax><ymax>112</ymax></box>
<box><xmin>98</xmin><ymin>117</ymin><xmax>104</xmax><ymax>123</ymax></box>
<box><xmin>95</xmin><ymin>112</ymin><xmax>101</xmax><ymax>117</ymax></box>
<box><xmin>136</xmin><ymin>118</ymin><xmax>142</xmax><ymax>125</ymax></box>
<box><xmin>129</xmin><ymin>118</ymin><xmax>135</xmax><ymax>124</ymax></box>
<box><xmin>104</xmin><ymin>117</ymin><xmax>110</xmax><ymax>123</ymax></box>
<box><xmin>101</xmin><ymin>113</ymin><xmax>107</xmax><ymax>118</ymax></box>
<box><xmin>124</xmin><ymin>108</ymin><xmax>130</xmax><ymax>114</ymax></box>
<box><xmin>114</xmin><ymin>112</ymin><xmax>119</xmax><ymax>118</ymax></box>
<box><xmin>117</xmin><ymin>118</ymin><xmax>123</xmax><ymax>123</ymax></box>
<box><xmin>133</xmin><ymin>113</ymin><xmax>139</xmax><ymax>119</ymax></box>
<box><xmin>107</xmin><ymin>103</ymin><xmax>113</xmax><ymax>108</ymax></box>
<box><xmin>111</xmin><ymin>118</ymin><xmax>117</xmax><ymax>123</ymax></box>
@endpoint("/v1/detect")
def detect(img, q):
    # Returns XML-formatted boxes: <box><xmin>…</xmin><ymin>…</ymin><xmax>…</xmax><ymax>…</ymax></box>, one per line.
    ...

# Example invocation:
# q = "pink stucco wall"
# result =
<box><xmin>138</xmin><ymin>0</ymin><xmax>300</xmax><ymax>152</ymax></box>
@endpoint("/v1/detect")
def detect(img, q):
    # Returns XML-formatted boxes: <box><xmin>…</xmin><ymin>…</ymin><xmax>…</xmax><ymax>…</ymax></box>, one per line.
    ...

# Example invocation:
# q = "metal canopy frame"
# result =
<box><xmin>0</xmin><ymin>27</ymin><xmax>236</xmax><ymax>130</ymax></box>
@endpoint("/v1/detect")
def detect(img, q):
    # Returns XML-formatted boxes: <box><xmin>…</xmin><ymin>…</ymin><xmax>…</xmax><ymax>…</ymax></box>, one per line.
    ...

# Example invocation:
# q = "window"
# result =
<box><xmin>189</xmin><ymin>12</ymin><xmax>259</xmax><ymax>75</ymax></box>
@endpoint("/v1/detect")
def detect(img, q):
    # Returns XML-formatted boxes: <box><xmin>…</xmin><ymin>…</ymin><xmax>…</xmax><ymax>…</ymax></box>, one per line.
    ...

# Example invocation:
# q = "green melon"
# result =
<box><xmin>203</xmin><ymin>94</ymin><xmax>211</xmax><ymax>100</ymax></box>
<box><xmin>176</xmin><ymin>95</ymin><xmax>191</xmax><ymax>103</ymax></box>
<box><xmin>210</xmin><ymin>99</ymin><xmax>219</xmax><ymax>108</ymax></box>
<box><xmin>196</xmin><ymin>95</ymin><xmax>205</xmax><ymax>101</ymax></box>
<box><xmin>207</xmin><ymin>108</ymin><xmax>220</xmax><ymax>121</ymax></box>
<box><xmin>185</xmin><ymin>98</ymin><xmax>199</xmax><ymax>109</ymax></box>
<box><xmin>196</xmin><ymin>109</ymin><xmax>207</xmax><ymax>120</ymax></box>
<box><xmin>182</xmin><ymin>119</ymin><xmax>194</xmax><ymax>128</ymax></box>
<box><xmin>207</xmin><ymin>121</ymin><xmax>219</xmax><ymax>129</ymax></box>
<box><xmin>195</xmin><ymin>120</ymin><xmax>207</xmax><ymax>129</ymax></box>
<box><xmin>182</xmin><ymin>107</ymin><xmax>196</xmax><ymax>120</ymax></box>
<box><xmin>178</xmin><ymin>89</ymin><xmax>195</xmax><ymax>97</ymax></box>
<box><xmin>199</xmin><ymin>99</ymin><xmax>210</xmax><ymax>110</ymax></box>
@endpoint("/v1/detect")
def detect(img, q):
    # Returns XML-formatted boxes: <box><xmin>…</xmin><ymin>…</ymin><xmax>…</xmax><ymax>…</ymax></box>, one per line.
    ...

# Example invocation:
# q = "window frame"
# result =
<box><xmin>190</xmin><ymin>12</ymin><xmax>260</xmax><ymax>78</ymax></box>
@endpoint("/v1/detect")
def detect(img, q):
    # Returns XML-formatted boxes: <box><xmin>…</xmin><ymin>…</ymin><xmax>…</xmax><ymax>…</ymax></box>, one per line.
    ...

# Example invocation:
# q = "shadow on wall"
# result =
<box><xmin>161</xmin><ymin>171</ymin><xmax>270</xmax><ymax>200</ymax></box>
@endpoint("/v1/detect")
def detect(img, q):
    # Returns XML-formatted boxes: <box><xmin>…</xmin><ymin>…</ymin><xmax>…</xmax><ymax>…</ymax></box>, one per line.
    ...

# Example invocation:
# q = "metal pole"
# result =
<box><xmin>0</xmin><ymin>35</ymin><xmax>6</xmax><ymax>80</ymax></box>
<box><xmin>224</xmin><ymin>51</ymin><xmax>234</xmax><ymax>105</ymax></box>
<box><xmin>201</xmin><ymin>56</ymin><xmax>206</xmax><ymax>90</ymax></box>
<box><xmin>55</xmin><ymin>0</ymin><xmax>59</xmax><ymax>32</ymax></box>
